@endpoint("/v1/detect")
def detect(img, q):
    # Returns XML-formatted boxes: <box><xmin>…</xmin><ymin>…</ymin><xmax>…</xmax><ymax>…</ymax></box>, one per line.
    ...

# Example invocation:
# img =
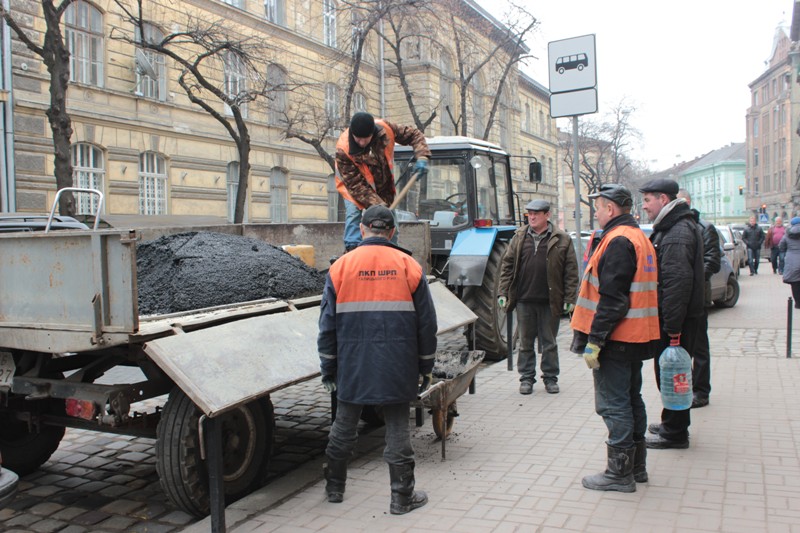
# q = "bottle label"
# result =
<box><xmin>673</xmin><ymin>373</ymin><xmax>690</xmax><ymax>394</ymax></box>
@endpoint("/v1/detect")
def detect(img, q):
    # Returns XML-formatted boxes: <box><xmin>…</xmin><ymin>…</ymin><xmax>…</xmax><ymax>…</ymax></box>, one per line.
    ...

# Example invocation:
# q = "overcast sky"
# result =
<box><xmin>475</xmin><ymin>0</ymin><xmax>793</xmax><ymax>171</ymax></box>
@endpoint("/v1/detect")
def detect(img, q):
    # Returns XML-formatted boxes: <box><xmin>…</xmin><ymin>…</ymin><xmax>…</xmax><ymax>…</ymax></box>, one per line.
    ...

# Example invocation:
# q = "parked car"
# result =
<box><xmin>640</xmin><ymin>224</ymin><xmax>739</xmax><ymax>308</ymax></box>
<box><xmin>717</xmin><ymin>225</ymin><xmax>744</xmax><ymax>277</ymax></box>
<box><xmin>0</xmin><ymin>450</ymin><xmax>19</xmax><ymax>509</ymax></box>
<box><xmin>0</xmin><ymin>213</ymin><xmax>89</xmax><ymax>233</ymax></box>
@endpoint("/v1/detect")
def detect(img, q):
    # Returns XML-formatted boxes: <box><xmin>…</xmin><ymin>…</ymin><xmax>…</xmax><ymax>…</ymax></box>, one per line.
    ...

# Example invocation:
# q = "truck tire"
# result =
<box><xmin>156</xmin><ymin>387</ymin><xmax>274</xmax><ymax>517</ymax></box>
<box><xmin>0</xmin><ymin>415</ymin><xmax>65</xmax><ymax>476</ymax></box>
<box><xmin>461</xmin><ymin>240</ymin><xmax>516</xmax><ymax>361</ymax></box>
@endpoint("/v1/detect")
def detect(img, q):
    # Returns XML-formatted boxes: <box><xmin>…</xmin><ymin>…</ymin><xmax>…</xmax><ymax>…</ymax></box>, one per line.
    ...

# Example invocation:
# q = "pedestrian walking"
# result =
<box><xmin>742</xmin><ymin>215</ymin><xmax>765</xmax><ymax>275</ymax></box>
<box><xmin>639</xmin><ymin>178</ymin><xmax>705</xmax><ymax>450</ymax></box>
<box><xmin>779</xmin><ymin>216</ymin><xmax>800</xmax><ymax>308</ymax></box>
<box><xmin>497</xmin><ymin>199</ymin><xmax>579</xmax><ymax>395</ymax></box>
<box><xmin>766</xmin><ymin>217</ymin><xmax>786</xmax><ymax>275</ymax></box>
<box><xmin>335</xmin><ymin>112</ymin><xmax>431</xmax><ymax>252</ymax></box>
<box><xmin>676</xmin><ymin>189</ymin><xmax>721</xmax><ymax>409</ymax></box>
<box><xmin>571</xmin><ymin>184</ymin><xmax>661</xmax><ymax>492</ymax></box>
<box><xmin>318</xmin><ymin>205</ymin><xmax>438</xmax><ymax>514</ymax></box>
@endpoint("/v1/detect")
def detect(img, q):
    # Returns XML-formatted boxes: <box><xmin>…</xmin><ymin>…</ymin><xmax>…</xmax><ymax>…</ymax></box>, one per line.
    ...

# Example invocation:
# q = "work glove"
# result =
<box><xmin>497</xmin><ymin>296</ymin><xmax>507</xmax><ymax>309</ymax></box>
<box><xmin>564</xmin><ymin>302</ymin><xmax>575</xmax><ymax>314</ymax></box>
<box><xmin>413</xmin><ymin>158</ymin><xmax>429</xmax><ymax>179</ymax></box>
<box><xmin>419</xmin><ymin>373</ymin><xmax>433</xmax><ymax>394</ymax></box>
<box><xmin>583</xmin><ymin>342</ymin><xmax>601</xmax><ymax>369</ymax></box>
<box><xmin>321</xmin><ymin>375</ymin><xmax>337</xmax><ymax>393</ymax></box>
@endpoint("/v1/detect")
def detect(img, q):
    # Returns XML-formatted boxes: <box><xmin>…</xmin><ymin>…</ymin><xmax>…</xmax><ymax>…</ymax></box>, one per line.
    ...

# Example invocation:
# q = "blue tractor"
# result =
<box><xmin>395</xmin><ymin>136</ymin><xmax>541</xmax><ymax>360</ymax></box>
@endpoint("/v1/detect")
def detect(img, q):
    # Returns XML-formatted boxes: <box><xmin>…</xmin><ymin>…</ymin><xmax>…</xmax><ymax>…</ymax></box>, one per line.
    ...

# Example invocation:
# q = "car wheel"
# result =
<box><xmin>714</xmin><ymin>276</ymin><xmax>739</xmax><ymax>308</ymax></box>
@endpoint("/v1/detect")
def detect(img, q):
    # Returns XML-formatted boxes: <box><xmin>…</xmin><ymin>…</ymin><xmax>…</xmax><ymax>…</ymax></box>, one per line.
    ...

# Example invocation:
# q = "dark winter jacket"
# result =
<box><xmin>650</xmin><ymin>200</ymin><xmax>705</xmax><ymax>335</ymax></box>
<box><xmin>318</xmin><ymin>237</ymin><xmax>438</xmax><ymax>404</ymax></box>
<box><xmin>688</xmin><ymin>208</ymin><xmax>722</xmax><ymax>305</ymax></box>
<box><xmin>570</xmin><ymin>214</ymin><xmax>660</xmax><ymax>361</ymax></box>
<box><xmin>779</xmin><ymin>224</ymin><xmax>800</xmax><ymax>284</ymax></box>
<box><xmin>497</xmin><ymin>220</ymin><xmax>579</xmax><ymax>319</ymax></box>
<box><xmin>742</xmin><ymin>222</ymin><xmax>765</xmax><ymax>250</ymax></box>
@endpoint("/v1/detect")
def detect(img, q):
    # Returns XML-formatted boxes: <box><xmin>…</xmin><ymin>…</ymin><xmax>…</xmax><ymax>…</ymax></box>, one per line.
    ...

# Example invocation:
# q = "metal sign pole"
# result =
<box><xmin>573</xmin><ymin>116</ymin><xmax>583</xmax><ymax>261</ymax></box>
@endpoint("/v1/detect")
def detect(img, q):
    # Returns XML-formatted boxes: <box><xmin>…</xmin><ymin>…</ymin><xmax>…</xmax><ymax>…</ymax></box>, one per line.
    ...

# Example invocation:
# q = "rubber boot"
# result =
<box><xmin>633</xmin><ymin>440</ymin><xmax>648</xmax><ymax>483</ymax></box>
<box><xmin>581</xmin><ymin>444</ymin><xmax>636</xmax><ymax>493</ymax></box>
<box><xmin>323</xmin><ymin>457</ymin><xmax>347</xmax><ymax>503</ymax></box>
<box><xmin>389</xmin><ymin>463</ymin><xmax>428</xmax><ymax>515</ymax></box>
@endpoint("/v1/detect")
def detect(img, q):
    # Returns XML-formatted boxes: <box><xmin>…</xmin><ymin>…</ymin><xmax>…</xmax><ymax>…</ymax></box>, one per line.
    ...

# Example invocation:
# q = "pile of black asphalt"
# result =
<box><xmin>136</xmin><ymin>231</ymin><xmax>326</xmax><ymax>316</ymax></box>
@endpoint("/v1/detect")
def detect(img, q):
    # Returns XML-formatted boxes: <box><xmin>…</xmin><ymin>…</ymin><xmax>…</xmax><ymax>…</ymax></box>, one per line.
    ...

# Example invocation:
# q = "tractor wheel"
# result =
<box><xmin>0</xmin><ymin>414</ymin><xmax>65</xmax><ymax>476</ymax></box>
<box><xmin>155</xmin><ymin>387</ymin><xmax>274</xmax><ymax>517</ymax></box>
<box><xmin>461</xmin><ymin>240</ymin><xmax>516</xmax><ymax>360</ymax></box>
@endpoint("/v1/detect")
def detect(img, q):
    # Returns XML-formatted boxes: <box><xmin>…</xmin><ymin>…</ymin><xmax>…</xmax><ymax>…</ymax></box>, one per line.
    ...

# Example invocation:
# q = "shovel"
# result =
<box><xmin>389</xmin><ymin>169</ymin><xmax>421</xmax><ymax>210</ymax></box>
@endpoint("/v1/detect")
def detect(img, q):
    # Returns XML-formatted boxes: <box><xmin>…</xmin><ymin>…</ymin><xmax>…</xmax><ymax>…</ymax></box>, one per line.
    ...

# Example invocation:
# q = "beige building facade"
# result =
<box><xmin>4</xmin><ymin>0</ymin><xmax>558</xmax><ymax>222</ymax></box>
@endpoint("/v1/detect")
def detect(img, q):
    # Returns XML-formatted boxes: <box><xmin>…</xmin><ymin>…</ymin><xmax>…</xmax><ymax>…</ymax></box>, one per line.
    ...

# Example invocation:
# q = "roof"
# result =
<box><xmin>684</xmin><ymin>143</ymin><xmax>746</xmax><ymax>172</ymax></box>
<box><xmin>518</xmin><ymin>71</ymin><xmax>550</xmax><ymax>98</ymax></box>
<box><xmin>395</xmin><ymin>135</ymin><xmax>508</xmax><ymax>155</ymax></box>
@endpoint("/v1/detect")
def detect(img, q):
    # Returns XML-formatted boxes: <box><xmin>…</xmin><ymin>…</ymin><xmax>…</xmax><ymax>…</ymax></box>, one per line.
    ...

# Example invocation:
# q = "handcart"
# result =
<box><xmin>415</xmin><ymin>350</ymin><xmax>485</xmax><ymax>459</ymax></box>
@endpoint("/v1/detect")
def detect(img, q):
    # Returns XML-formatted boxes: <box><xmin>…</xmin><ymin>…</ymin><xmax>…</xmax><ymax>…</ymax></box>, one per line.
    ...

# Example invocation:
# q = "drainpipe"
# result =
<box><xmin>378</xmin><ymin>14</ymin><xmax>385</xmax><ymax>117</ymax></box>
<box><xmin>1</xmin><ymin>0</ymin><xmax>16</xmax><ymax>212</ymax></box>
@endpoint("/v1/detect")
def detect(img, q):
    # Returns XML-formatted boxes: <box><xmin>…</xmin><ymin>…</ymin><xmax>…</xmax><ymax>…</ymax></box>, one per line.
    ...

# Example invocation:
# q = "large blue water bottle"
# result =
<box><xmin>659</xmin><ymin>336</ymin><xmax>692</xmax><ymax>410</ymax></box>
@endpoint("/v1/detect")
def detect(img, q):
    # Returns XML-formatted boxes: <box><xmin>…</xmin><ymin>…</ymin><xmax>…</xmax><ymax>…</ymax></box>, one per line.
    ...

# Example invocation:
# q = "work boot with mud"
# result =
<box><xmin>389</xmin><ymin>463</ymin><xmax>428</xmax><ymax>515</ymax></box>
<box><xmin>323</xmin><ymin>457</ymin><xmax>347</xmax><ymax>503</ymax></box>
<box><xmin>582</xmin><ymin>444</ymin><xmax>636</xmax><ymax>493</ymax></box>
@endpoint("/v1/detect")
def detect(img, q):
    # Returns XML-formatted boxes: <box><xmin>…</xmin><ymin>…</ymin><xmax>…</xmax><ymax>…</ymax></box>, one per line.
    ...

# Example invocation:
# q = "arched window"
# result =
<box><xmin>71</xmin><ymin>143</ymin><xmax>104</xmax><ymax>215</ymax></box>
<box><xmin>439</xmin><ymin>50</ymin><xmax>455</xmax><ymax>136</ymax></box>
<box><xmin>64</xmin><ymin>0</ymin><xmax>104</xmax><ymax>87</ymax></box>
<box><xmin>135</xmin><ymin>23</ymin><xmax>166</xmax><ymax>101</ymax></box>
<box><xmin>224</xmin><ymin>51</ymin><xmax>248</xmax><ymax>118</ymax></box>
<box><xmin>265</xmin><ymin>0</ymin><xmax>285</xmax><ymax>25</ymax></box>
<box><xmin>138</xmin><ymin>152</ymin><xmax>167</xmax><ymax>215</ymax></box>
<box><xmin>266</xmin><ymin>64</ymin><xmax>288</xmax><ymax>126</ymax></box>
<box><xmin>323</xmin><ymin>0</ymin><xmax>337</xmax><ymax>47</ymax></box>
<box><xmin>271</xmin><ymin>167</ymin><xmax>289</xmax><ymax>222</ymax></box>
<box><xmin>353</xmin><ymin>92</ymin><xmax>367</xmax><ymax>113</ymax></box>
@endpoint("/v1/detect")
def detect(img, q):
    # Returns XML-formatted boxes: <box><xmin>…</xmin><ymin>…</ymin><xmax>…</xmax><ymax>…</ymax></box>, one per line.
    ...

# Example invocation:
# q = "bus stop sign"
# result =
<box><xmin>548</xmin><ymin>34</ymin><xmax>598</xmax><ymax>117</ymax></box>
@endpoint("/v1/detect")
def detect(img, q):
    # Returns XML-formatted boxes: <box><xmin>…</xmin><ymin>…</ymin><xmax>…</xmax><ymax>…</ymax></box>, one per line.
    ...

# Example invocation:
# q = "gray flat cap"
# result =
<box><xmin>639</xmin><ymin>178</ymin><xmax>679</xmax><ymax>196</ymax></box>
<box><xmin>589</xmin><ymin>183</ymin><xmax>633</xmax><ymax>207</ymax></box>
<box><xmin>525</xmin><ymin>199</ymin><xmax>550</xmax><ymax>212</ymax></box>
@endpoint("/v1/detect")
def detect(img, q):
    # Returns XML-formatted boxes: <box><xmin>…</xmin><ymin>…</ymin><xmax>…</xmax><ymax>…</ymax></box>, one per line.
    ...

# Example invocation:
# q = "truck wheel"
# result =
<box><xmin>156</xmin><ymin>387</ymin><xmax>274</xmax><ymax>517</ymax></box>
<box><xmin>461</xmin><ymin>240</ymin><xmax>516</xmax><ymax>360</ymax></box>
<box><xmin>0</xmin><ymin>415</ymin><xmax>65</xmax><ymax>476</ymax></box>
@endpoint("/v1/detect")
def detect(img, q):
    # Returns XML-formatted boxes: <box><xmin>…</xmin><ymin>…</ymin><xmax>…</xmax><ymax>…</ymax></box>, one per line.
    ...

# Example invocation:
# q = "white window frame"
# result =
<box><xmin>224</xmin><ymin>51</ymin><xmax>248</xmax><ymax>118</ymax></box>
<box><xmin>135</xmin><ymin>24</ymin><xmax>167</xmax><ymax>101</ymax></box>
<box><xmin>267</xmin><ymin>64</ymin><xmax>288</xmax><ymax>126</ymax></box>
<box><xmin>323</xmin><ymin>0</ymin><xmax>337</xmax><ymax>47</ymax></box>
<box><xmin>227</xmin><ymin>162</ymin><xmax>249</xmax><ymax>222</ymax></box>
<box><xmin>471</xmin><ymin>76</ymin><xmax>484</xmax><ymax>138</ymax></box>
<box><xmin>222</xmin><ymin>0</ymin><xmax>243</xmax><ymax>7</ymax></box>
<box><xmin>138</xmin><ymin>152</ymin><xmax>167</xmax><ymax>215</ymax></box>
<box><xmin>64</xmin><ymin>0</ymin><xmax>104</xmax><ymax>87</ymax></box>
<box><xmin>72</xmin><ymin>143</ymin><xmax>104</xmax><ymax>215</ymax></box>
<box><xmin>327</xmin><ymin>174</ymin><xmax>338</xmax><ymax>222</ymax></box>
<box><xmin>325</xmin><ymin>83</ymin><xmax>339</xmax><ymax>126</ymax></box>
<box><xmin>270</xmin><ymin>167</ymin><xmax>289</xmax><ymax>223</ymax></box>
<box><xmin>353</xmin><ymin>92</ymin><xmax>367</xmax><ymax>113</ymax></box>
<box><xmin>265</xmin><ymin>0</ymin><xmax>285</xmax><ymax>25</ymax></box>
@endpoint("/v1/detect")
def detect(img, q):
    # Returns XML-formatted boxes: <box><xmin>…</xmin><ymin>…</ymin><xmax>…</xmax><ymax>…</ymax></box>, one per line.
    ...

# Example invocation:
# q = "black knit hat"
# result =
<box><xmin>350</xmin><ymin>112</ymin><xmax>375</xmax><ymax>137</ymax></box>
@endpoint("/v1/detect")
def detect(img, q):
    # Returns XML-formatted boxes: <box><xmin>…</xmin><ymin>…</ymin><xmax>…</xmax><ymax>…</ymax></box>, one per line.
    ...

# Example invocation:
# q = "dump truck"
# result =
<box><xmin>0</xmin><ymin>211</ymin><xmax>477</xmax><ymax>518</ymax></box>
<box><xmin>395</xmin><ymin>136</ymin><xmax>538</xmax><ymax>359</ymax></box>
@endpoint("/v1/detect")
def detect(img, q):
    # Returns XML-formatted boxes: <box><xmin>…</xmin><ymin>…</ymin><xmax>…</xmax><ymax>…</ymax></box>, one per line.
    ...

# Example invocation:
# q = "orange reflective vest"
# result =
<box><xmin>571</xmin><ymin>225</ymin><xmax>660</xmax><ymax>343</ymax></box>
<box><xmin>335</xmin><ymin>120</ymin><xmax>396</xmax><ymax>209</ymax></box>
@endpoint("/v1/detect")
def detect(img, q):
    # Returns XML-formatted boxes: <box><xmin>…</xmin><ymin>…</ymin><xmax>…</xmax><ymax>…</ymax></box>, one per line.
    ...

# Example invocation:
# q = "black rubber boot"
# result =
<box><xmin>581</xmin><ymin>444</ymin><xmax>636</xmax><ymax>493</ymax></box>
<box><xmin>389</xmin><ymin>463</ymin><xmax>428</xmax><ymax>515</ymax></box>
<box><xmin>323</xmin><ymin>457</ymin><xmax>347</xmax><ymax>503</ymax></box>
<box><xmin>633</xmin><ymin>440</ymin><xmax>648</xmax><ymax>483</ymax></box>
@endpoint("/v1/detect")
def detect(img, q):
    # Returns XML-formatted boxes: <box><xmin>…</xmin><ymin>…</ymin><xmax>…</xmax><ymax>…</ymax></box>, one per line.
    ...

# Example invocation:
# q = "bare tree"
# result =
<box><xmin>1</xmin><ymin>0</ymin><xmax>76</xmax><ymax>215</ymax></box>
<box><xmin>560</xmin><ymin>99</ymin><xmax>641</xmax><ymax>228</ymax></box>
<box><xmin>112</xmin><ymin>0</ymin><xmax>280</xmax><ymax>223</ymax></box>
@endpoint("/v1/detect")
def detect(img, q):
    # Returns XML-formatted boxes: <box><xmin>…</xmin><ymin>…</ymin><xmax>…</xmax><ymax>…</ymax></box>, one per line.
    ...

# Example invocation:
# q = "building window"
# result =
<box><xmin>539</xmin><ymin>110</ymin><xmax>545</xmax><ymax>136</ymax></box>
<box><xmin>753</xmin><ymin>176</ymin><xmax>759</xmax><ymax>194</ymax></box>
<box><xmin>224</xmin><ymin>51</ymin><xmax>248</xmax><ymax>118</ymax></box>
<box><xmin>325</xmin><ymin>83</ymin><xmax>339</xmax><ymax>126</ymax></box>
<box><xmin>753</xmin><ymin>148</ymin><xmax>759</xmax><ymax>167</ymax></box>
<box><xmin>64</xmin><ymin>0</ymin><xmax>104</xmax><ymax>87</ymax></box>
<box><xmin>71</xmin><ymin>143</ymin><xmax>104</xmax><ymax>215</ymax></box>
<box><xmin>525</xmin><ymin>103</ymin><xmax>531</xmax><ymax>132</ymax></box>
<box><xmin>439</xmin><ymin>51</ymin><xmax>455</xmax><ymax>136</ymax></box>
<box><xmin>327</xmin><ymin>174</ymin><xmax>338</xmax><ymax>221</ymax></box>
<box><xmin>753</xmin><ymin>117</ymin><xmax>759</xmax><ymax>137</ymax></box>
<box><xmin>784</xmin><ymin>73</ymin><xmax>791</xmax><ymax>92</ymax></box>
<box><xmin>351</xmin><ymin>9</ymin><xmax>364</xmax><ymax>58</ymax></box>
<box><xmin>270</xmin><ymin>167</ymin><xmax>289</xmax><ymax>222</ymax></box>
<box><xmin>353</xmin><ymin>92</ymin><xmax>367</xmax><ymax>113</ymax></box>
<box><xmin>138</xmin><ymin>152</ymin><xmax>167</xmax><ymax>215</ymax></box>
<box><xmin>323</xmin><ymin>0</ymin><xmax>337</xmax><ymax>47</ymax></box>
<box><xmin>471</xmin><ymin>75</ymin><xmax>484</xmax><ymax>138</ymax></box>
<box><xmin>265</xmin><ymin>0</ymin><xmax>285</xmax><ymax>25</ymax></box>
<box><xmin>221</xmin><ymin>0</ymin><xmax>243</xmax><ymax>7</ymax></box>
<box><xmin>266</xmin><ymin>64</ymin><xmax>288</xmax><ymax>126</ymax></box>
<box><xmin>753</xmin><ymin>91</ymin><xmax>759</xmax><ymax>107</ymax></box>
<box><xmin>135</xmin><ymin>23</ymin><xmax>166</xmax><ymax>101</ymax></box>
<box><xmin>226</xmin><ymin>162</ymin><xmax>241</xmax><ymax>222</ymax></box>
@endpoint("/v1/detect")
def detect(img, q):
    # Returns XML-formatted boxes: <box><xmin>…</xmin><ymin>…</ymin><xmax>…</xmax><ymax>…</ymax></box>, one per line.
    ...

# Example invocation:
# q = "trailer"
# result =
<box><xmin>0</xmin><ymin>219</ymin><xmax>467</xmax><ymax>519</ymax></box>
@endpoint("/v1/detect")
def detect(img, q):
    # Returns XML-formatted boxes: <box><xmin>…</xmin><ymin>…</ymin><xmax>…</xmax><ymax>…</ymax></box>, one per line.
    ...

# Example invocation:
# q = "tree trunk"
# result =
<box><xmin>234</xmin><ymin>131</ymin><xmax>251</xmax><ymax>224</ymax></box>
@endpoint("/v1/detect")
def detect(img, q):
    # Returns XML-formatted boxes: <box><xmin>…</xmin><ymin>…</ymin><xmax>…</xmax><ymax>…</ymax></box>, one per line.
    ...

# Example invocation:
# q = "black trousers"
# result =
<box><xmin>653</xmin><ymin>316</ymin><xmax>702</xmax><ymax>442</ymax></box>
<box><xmin>692</xmin><ymin>310</ymin><xmax>711</xmax><ymax>399</ymax></box>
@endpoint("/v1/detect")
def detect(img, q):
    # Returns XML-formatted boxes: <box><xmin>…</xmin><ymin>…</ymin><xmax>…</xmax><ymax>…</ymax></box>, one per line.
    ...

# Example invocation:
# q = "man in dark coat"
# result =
<box><xmin>677</xmin><ymin>189</ymin><xmax>721</xmax><ymax>409</ymax></box>
<box><xmin>742</xmin><ymin>215</ymin><xmax>765</xmax><ymax>275</ymax></box>
<box><xmin>639</xmin><ymin>178</ymin><xmax>705</xmax><ymax>449</ymax></box>
<box><xmin>318</xmin><ymin>205</ymin><xmax>438</xmax><ymax>514</ymax></box>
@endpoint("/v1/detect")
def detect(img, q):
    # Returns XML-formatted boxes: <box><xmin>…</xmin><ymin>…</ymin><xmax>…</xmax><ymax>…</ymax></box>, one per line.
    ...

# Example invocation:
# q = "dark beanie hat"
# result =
<box><xmin>350</xmin><ymin>112</ymin><xmax>375</xmax><ymax>137</ymax></box>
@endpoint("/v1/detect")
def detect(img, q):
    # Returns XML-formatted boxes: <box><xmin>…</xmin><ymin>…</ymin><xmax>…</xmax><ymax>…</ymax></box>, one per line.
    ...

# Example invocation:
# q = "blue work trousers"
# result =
<box><xmin>593</xmin><ymin>358</ymin><xmax>646</xmax><ymax>449</ymax></box>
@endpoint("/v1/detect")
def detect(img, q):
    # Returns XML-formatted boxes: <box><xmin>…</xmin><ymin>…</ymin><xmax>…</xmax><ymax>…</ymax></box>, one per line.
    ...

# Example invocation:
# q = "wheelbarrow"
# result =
<box><xmin>415</xmin><ymin>350</ymin><xmax>485</xmax><ymax>459</ymax></box>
